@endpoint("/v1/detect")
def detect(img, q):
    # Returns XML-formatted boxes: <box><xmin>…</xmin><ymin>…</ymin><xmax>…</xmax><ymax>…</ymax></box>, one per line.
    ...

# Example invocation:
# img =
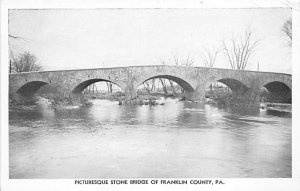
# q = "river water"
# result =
<box><xmin>9</xmin><ymin>98</ymin><xmax>291</xmax><ymax>178</ymax></box>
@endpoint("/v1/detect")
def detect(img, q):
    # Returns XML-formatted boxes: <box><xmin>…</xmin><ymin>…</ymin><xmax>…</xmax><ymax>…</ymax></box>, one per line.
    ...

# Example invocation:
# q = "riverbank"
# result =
<box><xmin>47</xmin><ymin>96</ymin><xmax>92</xmax><ymax>109</ymax></box>
<box><xmin>260</xmin><ymin>102</ymin><xmax>292</xmax><ymax>113</ymax></box>
<box><xmin>205</xmin><ymin>95</ymin><xmax>261</xmax><ymax>109</ymax></box>
<box><xmin>9</xmin><ymin>93</ymin><xmax>180</xmax><ymax>109</ymax></box>
<box><xmin>83</xmin><ymin>92</ymin><xmax>185</xmax><ymax>106</ymax></box>
<box><xmin>9</xmin><ymin>95</ymin><xmax>93</xmax><ymax>109</ymax></box>
<box><xmin>9</xmin><ymin>92</ymin><xmax>292</xmax><ymax>113</ymax></box>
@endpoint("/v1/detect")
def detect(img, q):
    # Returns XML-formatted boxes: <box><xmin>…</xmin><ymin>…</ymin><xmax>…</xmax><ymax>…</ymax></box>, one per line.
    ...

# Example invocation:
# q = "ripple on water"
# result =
<box><xmin>9</xmin><ymin>100</ymin><xmax>292</xmax><ymax>178</ymax></box>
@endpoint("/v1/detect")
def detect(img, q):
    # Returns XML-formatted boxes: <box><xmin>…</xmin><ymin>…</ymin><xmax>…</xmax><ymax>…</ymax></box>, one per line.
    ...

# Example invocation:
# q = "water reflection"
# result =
<box><xmin>9</xmin><ymin>98</ymin><xmax>291</xmax><ymax>178</ymax></box>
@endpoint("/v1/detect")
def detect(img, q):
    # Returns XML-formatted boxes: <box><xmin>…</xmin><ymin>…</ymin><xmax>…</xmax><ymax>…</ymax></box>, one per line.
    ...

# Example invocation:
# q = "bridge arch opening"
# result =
<box><xmin>137</xmin><ymin>75</ymin><xmax>194</xmax><ymax>99</ymax></box>
<box><xmin>17</xmin><ymin>81</ymin><xmax>49</xmax><ymax>96</ymax></box>
<box><xmin>206</xmin><ymin>78</ymin><xmax>249</xmax><ymax>98</ymax></box>
<box><xmin>217</xmin><ymin>78</ymin><xmax>249</xmax><ymax>92</ymax></box>
<box><xmin>262</xmin><ymin>81</ymin><xmax>291</xmax><ymax>103</ymax></box>
<box><xmin>72</xmin><ymin>79</ymin><xmax>124</xmax><ymax>96</ymax></box>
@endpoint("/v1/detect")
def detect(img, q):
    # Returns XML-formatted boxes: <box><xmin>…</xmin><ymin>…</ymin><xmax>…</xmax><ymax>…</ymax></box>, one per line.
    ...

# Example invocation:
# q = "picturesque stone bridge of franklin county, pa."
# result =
<box><xmin>9</xmin><ymin>65</ymin><xmax>292</xmax><ymax>104</ymax></box>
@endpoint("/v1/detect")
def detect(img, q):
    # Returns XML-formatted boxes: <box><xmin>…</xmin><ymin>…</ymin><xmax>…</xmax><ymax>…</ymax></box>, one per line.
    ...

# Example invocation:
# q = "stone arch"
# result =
<box><xmin>218</xmin><ymin>78</ymin><xmax>249</xmax><ymax>93</ymax></box>
<box><xmin>16</xmin><ymin>81</ymin><xmax>49</xmax><ymax>96</ymax></box>
<box><xmin>263</xmin><ymin>81</ymin><xmax>291</xmax><ymax>103</ymax></box>
<box><xmin>138</xmin><ymin>75</ymin><xmax>195</xmax><ymax>92</ymax></box>
<box><xmin>137</xmin><ymin>74</ymin><xmax>196</xmax><ymax>100</ymax></box>
<box><xmin>72</xmin><ymin>79</ymin><xmax>124</xmax><ymax>94</ymax></box>
<box><xmin>206</xmin><ymin>78</ymin><xmax>249</xmax><ymax>93</ymax></box>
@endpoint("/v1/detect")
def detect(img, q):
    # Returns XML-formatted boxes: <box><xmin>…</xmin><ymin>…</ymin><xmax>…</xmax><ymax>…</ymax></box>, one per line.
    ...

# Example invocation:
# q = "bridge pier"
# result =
<box><xmin>185</xmin><ymin>90</ymin><xmax>205</xmax><ymax>102</ymax></box>
<box><xmin>183</xmin><ymin>83</ymin><xmax>206</xmax><ymax>102</ymax></box>
<box><xmin>123</xmin><ymin>81</ymin><xmax>137</xmax><ymax>101</ymax></box>
<box><xmin>124</xmin><ymin>88</ymin><xmax>137</xmax><ymax>101</ymax></box>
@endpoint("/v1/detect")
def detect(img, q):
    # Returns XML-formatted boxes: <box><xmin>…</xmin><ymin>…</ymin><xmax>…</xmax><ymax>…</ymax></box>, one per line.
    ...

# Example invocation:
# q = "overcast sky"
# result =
<box><xmin>9</xmin><ymin>8</ymin><xmax>291</xmax><ymax>73</ymax></box>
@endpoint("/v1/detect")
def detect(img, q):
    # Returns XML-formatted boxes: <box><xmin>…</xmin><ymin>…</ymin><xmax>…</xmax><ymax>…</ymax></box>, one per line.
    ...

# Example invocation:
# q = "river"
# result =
<box><xmin>9</xmin><ymin>98</ymin><xmax>291</xmax><ymax>178</ymax></box>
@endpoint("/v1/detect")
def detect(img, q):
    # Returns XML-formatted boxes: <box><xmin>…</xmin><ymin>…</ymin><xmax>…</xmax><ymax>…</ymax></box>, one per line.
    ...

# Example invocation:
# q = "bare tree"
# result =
<box><xmin>199</xmin><ymin>48</ymin><xmax>219</xmax><ymax>68</ymax></box>
<box><xmin>9</xmin><ymin>34</ymin><xmax>25</xmax><ymax>40</ymax></box>
<box><xmin>282</xmin><ymin>18</ymin><xmax>292</xmax><ymax>47</ymax></box>
<box><xmin>222</xmin><ymin>28</ymin><xmax>260</xmax><ymax>70</ymax></box>
<box><xmin>172</xmin><ymin>54</ymin><xmax>180</xmax><ymax>65</ymax></box>
<box><xmin>181</xmin><ymin>55</ymin><xmax>194</xmax><ymax>67</ymax></box>
<box><xmin>142</xmin><ymin>81</ymin><xmax>151</xmax><ymax>94</ymax></box>
<box><xmin>11</xmin><ymin>51</ymin><xmax>42</xmax><ymax>73</ymax></box>
<box><xmin>151</xmin><ymin>79</ymin><xmax>156</xmax><ymax>92</ymax></box>
<box><xmin>106</xmin><ymin>82</ymin><xmax>113</xmax><ymax>93</ymax></box>
<box><xmin>172</xmin><ymin>53</ymin><xmax>194</xmax><ymax>67</ymax></box>
<box><xmin>159</xmin><ymin>78</ymin><xmax>168</xmax><ymax>95</ymax></box>
<box><xmin>168</xmin><ymin>79</ymin><xmax>177</xmax><ymax>95</ymax></box>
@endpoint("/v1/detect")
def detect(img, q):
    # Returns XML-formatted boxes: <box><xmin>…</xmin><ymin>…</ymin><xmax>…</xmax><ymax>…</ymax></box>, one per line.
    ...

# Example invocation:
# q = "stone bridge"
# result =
<box><xmin>9</xmin><ymin>65</ymin><xmax>292</xmax><ymax>103</ymax></box>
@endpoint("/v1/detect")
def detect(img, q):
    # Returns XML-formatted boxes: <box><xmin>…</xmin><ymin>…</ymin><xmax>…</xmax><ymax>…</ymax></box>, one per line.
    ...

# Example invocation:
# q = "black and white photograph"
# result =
<box><xmin>1</xmin><ymin>0</ymin><xmax>300</xmax><ymax>190</ymax></box>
